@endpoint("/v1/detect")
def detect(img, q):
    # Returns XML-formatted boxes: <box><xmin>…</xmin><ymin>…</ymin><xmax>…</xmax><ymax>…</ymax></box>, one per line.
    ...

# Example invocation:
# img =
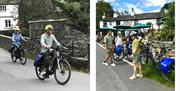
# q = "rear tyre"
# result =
<box><xmin>35</xmin><ymin>66</ymin><xmax>46</xmax><ymax>80</ymax></box>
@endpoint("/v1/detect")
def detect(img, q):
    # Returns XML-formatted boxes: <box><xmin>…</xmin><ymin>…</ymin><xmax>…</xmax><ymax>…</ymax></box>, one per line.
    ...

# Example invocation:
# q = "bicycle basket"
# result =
<box><xmin>160</xmin><ymin>57</ymin><xmax>175</xmax><ymax>74</ymax></box>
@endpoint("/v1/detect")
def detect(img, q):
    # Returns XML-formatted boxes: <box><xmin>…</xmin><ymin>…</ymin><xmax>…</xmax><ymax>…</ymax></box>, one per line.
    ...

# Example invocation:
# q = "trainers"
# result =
<box><xmin>43</xmin><ymin>73</ymin><xmax>49</xmax><ymax>78</ymax></box>
<box><xmin>110</xmin><ymin>63</ymin><xmax>116</xmax><ymax>67</ymax></box>
<box><xmin>102</xmin><ymin>61</ymin><xmax>108</xmax><ymax>66</ymax></box>
<box><xmin>136</xmin><ymin>74</ymin><xmax>143</xmax><ymax>78</ymax></box>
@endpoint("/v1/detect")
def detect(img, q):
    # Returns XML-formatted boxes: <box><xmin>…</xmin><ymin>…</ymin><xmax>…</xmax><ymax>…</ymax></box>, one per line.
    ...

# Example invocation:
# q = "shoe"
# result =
<box><xmin>129</xmin><ymin>76</ymin><xmax>137</xmax><ymax>80</ymax></box>
<box><xmin>136</xmin><ymin>74</ymin><xmax>143</xmax><ymax>78</ymax></box>
<box><xmin>110</xmin><ymin>63</ymin><xmax>116</xmax><ymax>67</ymax></box>
<box><xmin>102</xmin><ymin>61</ymin><xmax>108</xmax><ymax>66</ymax></box>
<box><xmin>43</xmin><ymin>73</ymin><xmax>49</xmax><ymax>78</ymax></box>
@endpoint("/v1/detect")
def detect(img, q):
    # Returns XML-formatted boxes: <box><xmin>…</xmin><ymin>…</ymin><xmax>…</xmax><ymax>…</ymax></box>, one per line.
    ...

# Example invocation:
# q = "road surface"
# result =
<box><xmin>96</xmin><ymin>43</ymin><xmax>174</xmax><ymax>91</ymax></box>
<box><xmin>0</xmin><ymin>48</ymin><xmax>89</xmax><ymax>91</ymax></box>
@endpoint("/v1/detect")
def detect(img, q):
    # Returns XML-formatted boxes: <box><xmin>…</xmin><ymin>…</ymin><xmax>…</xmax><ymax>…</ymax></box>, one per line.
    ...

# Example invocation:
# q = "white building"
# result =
<box><xmin>99</xmin><ymin>10</ymin><xmax>165</xmax><ymax>30</ymax></box>
<box><xmin>0</xmin><ymin>4</ymin><xmax>19</xmax><ymax>31</ymax></box>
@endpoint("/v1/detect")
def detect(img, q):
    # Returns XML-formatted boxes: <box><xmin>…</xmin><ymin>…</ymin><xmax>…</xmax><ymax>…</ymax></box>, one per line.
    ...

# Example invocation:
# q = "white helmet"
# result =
<box><xmin>130</xmin><ymin>31</ymin><xmax>137</xmax><ymax>36</ymax></box>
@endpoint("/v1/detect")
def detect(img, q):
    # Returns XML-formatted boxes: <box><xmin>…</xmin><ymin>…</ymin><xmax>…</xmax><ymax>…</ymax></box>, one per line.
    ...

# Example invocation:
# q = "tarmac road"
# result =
<box><xmin>0</xmin><ymin>48</ymin><xmax>89</xmax><ymax>91</ymax></box>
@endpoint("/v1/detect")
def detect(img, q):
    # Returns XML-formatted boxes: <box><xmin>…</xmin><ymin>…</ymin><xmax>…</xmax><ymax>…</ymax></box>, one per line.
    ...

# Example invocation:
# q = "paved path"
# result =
<box><xmin>96</xmin><ymin>43</ymin><xmax>174</xmax><ymax>91</ymax></box>
<box><xmin>0</xmin><ymin>48</ymin><xmax>89</xmax><ymax>91</ymax></box>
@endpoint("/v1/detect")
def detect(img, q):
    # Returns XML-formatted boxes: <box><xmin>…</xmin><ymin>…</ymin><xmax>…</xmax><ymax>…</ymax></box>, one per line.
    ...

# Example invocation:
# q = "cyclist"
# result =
<box><xmin>40</xmin><ymin>24</ymin><xmax>61</xmax><ymax>78</ymax></box>
<box><xmin>9</xmin><ymin>26</ymin><xmax>27</xmax><ymax>53</ymax></box>
<box><xmin>114</xmin><ymin>32</ymin><xmax>123</xmax><ymax>58</ymax></box>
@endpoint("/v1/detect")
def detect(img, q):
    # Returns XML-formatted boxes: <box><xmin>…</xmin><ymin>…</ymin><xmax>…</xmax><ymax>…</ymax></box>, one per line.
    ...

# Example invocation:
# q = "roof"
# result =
<box><xmin>0</xmin><ymin>0</ymin><xmax>20</xmax><ymax>5</ymax></box>
<box><xmin>101</xmin><ymin>12</ymin><xmax>166</xmax><ymax>21</ymax></box>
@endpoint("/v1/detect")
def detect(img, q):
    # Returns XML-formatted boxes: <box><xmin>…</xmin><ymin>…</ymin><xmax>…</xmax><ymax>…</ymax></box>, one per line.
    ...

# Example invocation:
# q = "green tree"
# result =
<box><xmin>96</xmin><ymin>1</ymin><xmax>114</xmax><ymax>28</ymax></box>
<box><xmin>159</xmin><ymin>2</ymin><xmax>175</xmax><ymax>41</ymax></box>
<box><xmin>53</xmin><ymin>0</ymin><xmax>90</xmax><ymax>33</ymax></box>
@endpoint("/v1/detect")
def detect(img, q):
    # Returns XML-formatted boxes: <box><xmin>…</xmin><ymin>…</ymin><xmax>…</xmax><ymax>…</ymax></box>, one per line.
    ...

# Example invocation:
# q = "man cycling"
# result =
<box><xmin>40</xmin><ymin>24</ymin><xmax>61</xmax><ymax>78</ymax></box>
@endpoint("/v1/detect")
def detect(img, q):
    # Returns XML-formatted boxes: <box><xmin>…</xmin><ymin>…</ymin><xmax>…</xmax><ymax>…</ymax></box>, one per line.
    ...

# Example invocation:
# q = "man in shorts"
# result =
<box><xmin>103</xmin><ymin>30</ymin><xmax>116</xmax><ymax>66</ymax></box>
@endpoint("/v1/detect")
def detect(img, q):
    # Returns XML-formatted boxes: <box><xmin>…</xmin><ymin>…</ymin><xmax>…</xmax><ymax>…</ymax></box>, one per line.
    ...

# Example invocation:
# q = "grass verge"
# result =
<box><xmin>142</xmin><ymin>63</ymin><xmax>175</xmax><ymax>88</ymax></box>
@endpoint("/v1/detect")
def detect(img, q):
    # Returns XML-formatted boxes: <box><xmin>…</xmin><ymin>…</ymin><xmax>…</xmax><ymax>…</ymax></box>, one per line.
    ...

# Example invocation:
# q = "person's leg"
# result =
<box><xmin>110</xmin><ymin>48</ymin><xmax>116</xmax><ymax>66</ymax></box>
<box><xmin>136</xmin><ymin>64</ymin><xmax>143</xmax><ymax>78</ymax></box>
<box><xmin>103</xmin><ymin>49</ymin><xmax>110</xmax><ymax>65</ymax></box>
<box><xmin>129</xmin><ymin>63</ymin><xmax>137</xmax><ymax>80</ymax></box>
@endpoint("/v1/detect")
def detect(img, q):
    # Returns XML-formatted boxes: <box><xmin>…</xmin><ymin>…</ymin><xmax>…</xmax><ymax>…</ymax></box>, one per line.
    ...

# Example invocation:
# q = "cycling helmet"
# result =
<box><xmin>45</xmin><ymin>24</ymin><xmax>54</xmax><ymax>31</ymax></box>
<box><xmin>15</xmin><ymin>26</ymin><xmax>20</xmax><ymax>32</ymax></box>
<box><xmin>130</xmin><ymin>31</ymin><xmax>137</xmax><ymax>36</ymax></box>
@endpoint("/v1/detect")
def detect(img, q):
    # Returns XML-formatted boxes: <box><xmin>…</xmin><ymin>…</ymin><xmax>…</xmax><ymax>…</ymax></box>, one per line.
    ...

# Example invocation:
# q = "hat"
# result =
<box><xmin>117</xmin><ymin>32</ymin><xmax>121</xmax><ymax>35</ymax></box>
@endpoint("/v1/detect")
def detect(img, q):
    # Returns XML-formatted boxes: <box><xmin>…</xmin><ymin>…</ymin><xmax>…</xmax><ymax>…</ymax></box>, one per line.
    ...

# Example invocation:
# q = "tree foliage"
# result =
<box><xmin>156</xmin><ymin>2</ymin><xmax>175</xmax><ymax>41</ymax></box>
<box><xmin>96</xmin><ymin>1</ymin><xmax>114</xmax><ymax>28</ymax></box>
<box><xmin>53</xmin><ymin>0</ymin><xmax>90</xmax><ymax>32</ymax></box>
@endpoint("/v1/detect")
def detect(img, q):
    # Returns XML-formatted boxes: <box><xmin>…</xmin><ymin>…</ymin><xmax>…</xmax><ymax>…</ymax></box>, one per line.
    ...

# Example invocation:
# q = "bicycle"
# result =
<box><xmin>10</xmin><ymin>43</ymin><xmax>27</xmax><ymax>65</ymax></box>
<box><xmin>34</xmin><ymin>46</ymin><xmax>71</xmax><ymax>85</ymax></box>
<box><xmin>139</xmin><ymin>42</ymin><xmax>175</xmax><ymax>82</ymax></box>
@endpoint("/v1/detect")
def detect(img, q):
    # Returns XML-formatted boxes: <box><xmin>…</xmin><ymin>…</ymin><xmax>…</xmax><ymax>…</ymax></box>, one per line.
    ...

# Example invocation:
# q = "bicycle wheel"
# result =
<box><xmin>113</xmin><ymin>53</ymin><xmax>124</xmax><ymax>62</ymax></box>
<box><xmin>20</xmin><ymin>48</ymin><xmax>27</xmax><ymax>65</ymax></box>
<box><xmin>11</xmin><ymin>50</ymin><xmax>17</xmax><ymax>62</ymax></box>
<box><xmin>35</xmin><ymin>66</ymin><xmax>46</xmax><ymax>80</ymax></box>
<box><xmin>140</xmin><ymin>54</ymin><xmax>149</xmax><ymax>65</ymax></box>
<box><xmin>54</xmin><ymin>59</ymin><xmax>71</xmax><ymax>85</ymax></box>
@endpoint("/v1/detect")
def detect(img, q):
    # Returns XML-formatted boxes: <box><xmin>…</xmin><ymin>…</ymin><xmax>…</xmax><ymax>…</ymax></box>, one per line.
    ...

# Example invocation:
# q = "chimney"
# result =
<box><xmin>102</xmin><ymin>12</ymin><xmax>106</xmax><ymax>19</ymax></box>
<box><xmin>130</xmin><ymin>8</ymin><xmax>135</xmax><ymax>16</ymax></box>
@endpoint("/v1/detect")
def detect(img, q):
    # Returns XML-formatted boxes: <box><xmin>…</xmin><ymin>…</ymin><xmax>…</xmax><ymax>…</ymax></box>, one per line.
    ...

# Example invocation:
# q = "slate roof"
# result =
<box><xmin>101</xmin><ymin>12</ymin><xmax>166</xmax><ymax>21</ymax></box>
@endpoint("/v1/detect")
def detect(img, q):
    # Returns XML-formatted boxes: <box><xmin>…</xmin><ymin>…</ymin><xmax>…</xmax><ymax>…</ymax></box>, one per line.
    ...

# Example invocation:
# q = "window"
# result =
<box><xmin>109</xmin><ymin>22</ymin><xmax>112</xmax><ymax>25</ymax></box>
<box><xmin>103</xmin><ymin>22</ymin><xmax>107</xmax><ymax>27</ymax></box>
<box><xmin>5</xmin><ymin>20</ymin><xmax>11</xmax><ymax>28</ymax></box>
<box><xmin>116</xmin><ymin>20</ymin><xmax>120</xmax><ymax>25</ymax></box>
<box><xmin>0</xmin><ymin>5</ymin><xmax>6</xmax><ymax>12</ymax></box>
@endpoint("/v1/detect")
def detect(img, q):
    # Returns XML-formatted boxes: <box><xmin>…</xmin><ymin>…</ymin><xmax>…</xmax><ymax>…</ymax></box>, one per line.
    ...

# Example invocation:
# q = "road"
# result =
<box><xmin>96</xmin><ymin>43</ymin><xmax>174</xmax><ymax>91</ymax></box>
<box><xmin>0</xmin><ymin>48</ymin><xmax>89</xmax><ymax>91</ymax></box>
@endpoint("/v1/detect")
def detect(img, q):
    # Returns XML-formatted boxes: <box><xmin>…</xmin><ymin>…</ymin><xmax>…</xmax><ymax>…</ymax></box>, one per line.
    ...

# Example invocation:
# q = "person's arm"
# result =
<box><xmin>12</xmin><ymin>33</ymin><xmax>16</xmax><ymax>42</ymax></box>
<box><xmin>40</xmin><ymin>34</ymin><xmax>48</xmax><ymax>48</ymax></box>
<box><xmin>52</xmin><ymin>35</ymin><xmax>61</xmax><ymax>46</ymax></box>
<box><xmin>20</xmin><ymin>34</ymin><xmax>26</xmax><ymax>41</ymax></box>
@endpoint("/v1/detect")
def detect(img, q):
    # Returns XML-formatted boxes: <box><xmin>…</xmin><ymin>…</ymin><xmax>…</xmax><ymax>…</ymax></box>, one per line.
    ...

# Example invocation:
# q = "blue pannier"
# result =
<box><xmin>34</xmin><ymin>53</ymin><xmax>43</xmax><ymax>67</ymax></box>
<box><xmin>160</xmin><ymin>57</ymin><xmax>175</xmax><ymax>74</ymax></box>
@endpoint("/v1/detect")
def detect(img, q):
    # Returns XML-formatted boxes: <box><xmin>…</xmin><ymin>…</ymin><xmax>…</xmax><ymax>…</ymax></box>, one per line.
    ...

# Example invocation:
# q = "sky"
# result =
<box><xmin>103</xmin><ymin>0</ymin><xmax>173</xmax><ymax>14</ymax></box>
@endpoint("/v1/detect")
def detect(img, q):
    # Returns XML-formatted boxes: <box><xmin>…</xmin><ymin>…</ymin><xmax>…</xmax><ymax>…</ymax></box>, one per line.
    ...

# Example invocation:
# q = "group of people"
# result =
<box><xmin>9</xmin><ymin>24</ymin><xmax>61</xmax><ymax>78</ymax></box>
<box><xmin>103</xmin><ymin>30</ymin><xmax>147</xmax><ymax>80</ymax></box>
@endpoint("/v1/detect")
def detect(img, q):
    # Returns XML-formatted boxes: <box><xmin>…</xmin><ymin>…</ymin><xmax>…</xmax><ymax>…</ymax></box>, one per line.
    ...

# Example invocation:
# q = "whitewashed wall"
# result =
<box><xmin>0</xmin><ymin>5</ymin><xmax>18</xmax><ymax>31</ymax></box>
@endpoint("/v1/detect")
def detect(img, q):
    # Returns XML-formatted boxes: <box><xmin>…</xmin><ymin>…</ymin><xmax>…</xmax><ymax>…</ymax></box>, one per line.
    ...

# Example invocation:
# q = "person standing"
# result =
<box><xmin>103</xmin><ymin>30</ymin><xmax>116</xmax><ymax>66</ymax></box>
<box><xmin>129</xmin><ymin>31</ymin><xmax>143</xmax><ymax>80</ymax></box>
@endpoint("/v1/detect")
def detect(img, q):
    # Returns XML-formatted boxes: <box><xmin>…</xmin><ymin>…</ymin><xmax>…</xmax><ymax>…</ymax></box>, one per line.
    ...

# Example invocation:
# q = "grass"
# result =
<box><xmin>142</xmin><ymin>63</ymin><xmax>175</xmax><ymax>88</ymax></box>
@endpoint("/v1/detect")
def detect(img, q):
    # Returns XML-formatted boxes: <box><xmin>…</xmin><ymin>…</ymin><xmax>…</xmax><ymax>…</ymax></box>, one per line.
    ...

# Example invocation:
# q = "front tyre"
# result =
<box><xmin>54</xmin><ymin>59</ymin><xmax>71</xmax><ymax>85</ymax></box>
<box><xmin>20</xmin><ymin>48</ymin><xmax>27</xmax><ymax>65</ymax></box>
<box><xmin>11</xmin><ymin>50</ymin><xmax>17</xmax><ymax>62</ymax></box>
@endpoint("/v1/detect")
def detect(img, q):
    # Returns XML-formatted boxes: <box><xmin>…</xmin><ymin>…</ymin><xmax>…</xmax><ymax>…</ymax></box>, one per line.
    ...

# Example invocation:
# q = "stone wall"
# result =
<box><xmin>0</xmin><ymin>19</ymin><xmax>89</xmax><ymax>71</ymax></box>
<box><xmin>28</xmin><ymin>19</ymin><xmax>89</xmax><ymax>57</ymax></box>
<box><xmin>28</xmin><ymin>19</ymin><xmax>90</xmax><ymax>70</ymax></box>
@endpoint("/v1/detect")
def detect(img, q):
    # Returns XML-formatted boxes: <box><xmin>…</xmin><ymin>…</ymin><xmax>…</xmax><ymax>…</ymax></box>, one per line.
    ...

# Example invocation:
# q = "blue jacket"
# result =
<box><xmin>12</xmin><ymin>33</ymin><xmax>25</xmax><ymax>42</ymax></box>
